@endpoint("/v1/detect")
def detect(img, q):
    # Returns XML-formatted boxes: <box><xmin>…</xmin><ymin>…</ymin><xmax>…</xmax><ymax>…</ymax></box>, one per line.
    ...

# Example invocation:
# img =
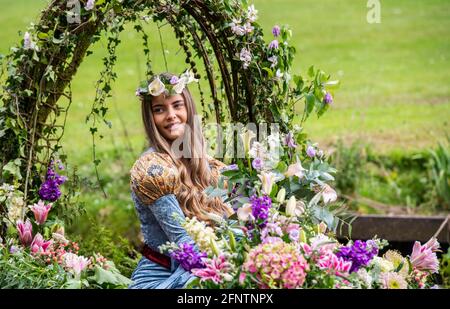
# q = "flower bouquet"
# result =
<box><xmin>160</xmin><ymin>128</ymin><xmax>442</xmax><ymax>289</ymax></box>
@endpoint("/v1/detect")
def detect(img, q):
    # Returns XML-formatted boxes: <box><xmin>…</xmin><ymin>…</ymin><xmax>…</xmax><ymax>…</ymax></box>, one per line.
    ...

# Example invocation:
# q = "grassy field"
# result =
<box><xmin>1</xmin><ymin>0</ymin><xmax>449</xmax><ymax>160</ymax></box>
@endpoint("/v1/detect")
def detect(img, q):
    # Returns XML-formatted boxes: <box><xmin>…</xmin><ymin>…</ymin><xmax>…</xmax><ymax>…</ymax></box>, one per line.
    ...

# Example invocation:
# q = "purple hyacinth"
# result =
<box><xmin>306</xmin><ymin>146</ymin><xmax>316</xmax><ymax>158</ymax></box>
<box><xmin>39</xmin><ymin>161</ymin><xmax>67</xmax><ymax>202</ymax></box>
<box><xmin>268</xmin><ymin>39</ymin><xmax>279</xmax><ymax>50</ymax></box>
<box><xmin>252</xmin><ymin>157</ymin><xmax>264</xmax><ymax>170</ymax></box>
<box><xmin>336</xmin><ymin>240</ymin><xmax>378</xmax><ymax>273</ymax></box>
<box><xmin>250</xmin><ymin>194</ymin><xmax>272</xmax><ymax>228</ymax></box>
<box><xmin>272</xmin><ymin>25</ymin><xmax>281</xmax><ymax>37</ymax></box>
<box><xmin>170</xmin><ymin>243</ymin><xmax>207</xmax><ymax>271</ymax></box>
<box><xmin>324</xmin><ymin>92</ymin><xmax>333</xmax><ymax>104</ymax></box>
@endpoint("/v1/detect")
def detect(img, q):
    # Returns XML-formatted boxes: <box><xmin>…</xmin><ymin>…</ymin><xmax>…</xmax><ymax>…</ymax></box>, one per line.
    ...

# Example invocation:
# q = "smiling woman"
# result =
<box><xmin>129</xmin><ymin>72</ymin><xmax>233</xmax><ymax>289</ymax></box>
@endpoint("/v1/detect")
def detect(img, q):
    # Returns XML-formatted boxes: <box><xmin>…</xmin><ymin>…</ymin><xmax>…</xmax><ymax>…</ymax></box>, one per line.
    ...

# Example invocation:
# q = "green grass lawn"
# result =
<box><xmin>1</xmin><ymin>0</ymin><xmax>449</xmax><ymax>160</ymax></box>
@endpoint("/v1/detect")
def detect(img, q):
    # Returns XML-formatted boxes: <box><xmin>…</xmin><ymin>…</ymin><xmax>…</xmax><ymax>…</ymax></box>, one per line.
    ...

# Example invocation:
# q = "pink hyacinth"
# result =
<box><xmin>410</xmin><ymin>238</ymin><xmax>440</xmax><ymax>273</ymax></box>
<box><xmin>30</xmin><ymin>200</ymin><xmax>52</xmax><ymax>225</ymax></box>
<box><xmin>191</xmin><ymin>255</ymin><xmax>232</xmax><ymax>285</ymax></box>
<box><xmin>17</xmin><ymin>219</ymin><xmax>33</xmax><ymax>246</ymax></box>
<box><xmin>30</xmin><ymin>233</ymin><xmax>52</xmax><ymax>254</ymax></box>
<box><xmin>63</xmin><ymin>253</ymin><xmax>90</xmax><ymax>275</ymax></box>
<box><xmin>317</xmin><ymin>251</ymin><xmax>352</xmax><ymax>277</ymax></box>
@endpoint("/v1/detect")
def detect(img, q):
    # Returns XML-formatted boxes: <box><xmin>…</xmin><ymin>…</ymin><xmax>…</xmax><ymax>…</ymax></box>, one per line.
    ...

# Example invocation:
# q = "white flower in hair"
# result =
<box><xmin>148</xmin><ymin>77</ymin><xmax>166</xmax><ymax>96</ymax></box>
<box><xmin>173</xmin><ymin>78</ymin><xmax>187</xmax><ymax>94</ymax></box>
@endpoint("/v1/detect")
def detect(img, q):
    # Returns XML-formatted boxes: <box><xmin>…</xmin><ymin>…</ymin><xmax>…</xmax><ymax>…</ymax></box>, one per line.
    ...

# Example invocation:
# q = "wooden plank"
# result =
<box><xmin>337</xmin><ymin>215</ymin><xmax>450</xmax><ymax>243</ymax></box>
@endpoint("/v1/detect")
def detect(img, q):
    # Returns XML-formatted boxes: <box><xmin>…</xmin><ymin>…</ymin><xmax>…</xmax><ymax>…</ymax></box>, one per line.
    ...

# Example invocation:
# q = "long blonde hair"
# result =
<box><xmin>140</xmin><ymin>73</ymin><xmax>232</xmax><ymax>223</ymax></box>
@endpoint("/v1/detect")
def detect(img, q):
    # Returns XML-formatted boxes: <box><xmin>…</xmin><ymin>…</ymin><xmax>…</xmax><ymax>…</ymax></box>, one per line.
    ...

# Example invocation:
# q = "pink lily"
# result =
<box><xmin>16</xmin><ymin>219</ymin><xmax>33</xmax><ymax>246</ymax></box>
<box><xmin>410</xmin><ymin>238</ymin><xmax>440</xmax><ymax>273</ymax></box>
<box><xmin>30</xmin><ymin>233</ymin><xmax>53</xmax><ymax>254</ymax></box>
<box><xmin>63</xmin><ymin>253</ymin><xmax>90</xmax><ymax>276</ymax></box>
<box><xmin>29</xmin><ymin>200</ymin><xmax>52</xmax><ymax>225</ymax></box>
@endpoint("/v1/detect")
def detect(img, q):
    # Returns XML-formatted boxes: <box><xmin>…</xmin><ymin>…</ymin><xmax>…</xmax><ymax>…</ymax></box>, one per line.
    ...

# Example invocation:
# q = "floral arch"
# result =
<box><xmin>0</xmin><ymin>0</ymin><xmax>332</xmax><ymax>217</ymax></box>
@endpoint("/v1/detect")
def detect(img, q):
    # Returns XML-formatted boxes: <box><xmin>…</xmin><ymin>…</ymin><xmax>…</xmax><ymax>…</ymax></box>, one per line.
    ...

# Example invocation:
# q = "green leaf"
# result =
<box><xmin>305</xmin><ymin>93</ymin><xmax>315</xmax><ymax>117</ymax></box>
<box><xmin>307</xmin><ymin>65</ymin><xmax>315</xmax><ymax>78</ymax></box>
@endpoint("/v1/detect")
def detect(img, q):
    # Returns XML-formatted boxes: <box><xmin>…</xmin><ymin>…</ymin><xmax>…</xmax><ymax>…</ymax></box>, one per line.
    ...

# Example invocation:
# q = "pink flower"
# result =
<box><xmin>410</xmin><ymin>238</ymin><xmax>440</xmax><ymax>273</ymax></box>
<box><xmin>239</xmin><ymin>272</ymin><xmax>247</xmax><ymax>285</ymax></box>
<box><xmin>29</xmin><ymin>200</ymin><xmax>52</xmax><ymax>225</ymax></box>
<box><xmin>17</xmin><ymin>219</ymin><xmax>33</xmax><ymax>246</ymax></box>
<box><xmin>317</xmin><ymin>252</ymin><xmax>352</xmax><ymax>277</ymax></box>
<box><xmin>191</xmin><ymin>255</ymin><xmax>232</xmax><ymax>284</ymax></box>
<box><xmin>63</xmin><ymin>253</ymin><xmax>90</xmax><ymax>275</ymax></box>
<box><xmin>30</xmin><ymin>233</ymin><xmax>52</xmax><ymax>254</ymax></box>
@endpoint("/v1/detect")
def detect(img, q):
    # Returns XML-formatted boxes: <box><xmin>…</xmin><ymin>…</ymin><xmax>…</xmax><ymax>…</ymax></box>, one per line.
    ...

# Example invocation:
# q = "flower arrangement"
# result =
<box><xmin>135</xmin><ymin>70</ymin><xmax>199</xmax><ymax>98</ymax></box>
<box><xmin>159</xmin><ymin>128</ymin><xmax>442</xmax><ymax>289</ymax></box>
<box><xmin>0</xmin><ymin>159</ymin><xmax>131</xmax><ymax>289</ymax></box>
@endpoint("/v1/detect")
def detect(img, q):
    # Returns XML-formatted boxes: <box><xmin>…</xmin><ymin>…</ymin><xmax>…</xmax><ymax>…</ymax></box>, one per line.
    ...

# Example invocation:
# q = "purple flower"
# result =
<box><xmin>268</xmin><ymin>40</ymin><xmax>279</xmax><ymax>50</ymax></box>
<box><xmin>225</xmin><ymin>164</ymin><xmax>238</xmax><ymax>171</ymax></box>
<box><xmin>170</xmin><ymin>76</ymin><xmax>179</xmax><ymax>85</ymax></box>
<box><xmin>336</xmin><ymin>240</ymin><xmax>378</xmax><ymax>273</ymax></box>
<box><xmin>324</xmin><ymin>92</ymin><xmax>333</xmax><ymax>104</ymax></box>
<box><xmin>39</xmin><ymin>162</ymin><xmax>67</xmax><ymax>202</ymax></box>
<box><xmin>306</xmin><ymin>146</ymin><xmax>316</xmax><ymax>158</ymax></box>
<box><xmin>252</xmin><ymin>157</ymin><xmax>264</xmax><ymax>170</ymax></box>
<box><xmin>250</xmin><ymin>194</ymin><xmax>272</xmax><ymax>228</ymax></box>
<box><xmin>284</xmin><ymin>132</ymin><xmax>297</xmax><ymax>148</ymax></box>
<box><xmin>272</xmin><ymin>25</ymin><xmax>281</xmax><ymax>37</ymax></box>
<box><xmin>170</xmin><ymin>243</ymin><xmax>207</xmax><ymax>271</ymax></box>
<box><xmin>268</xmin><ymin>56</ymin><xmax>278</xmax><ymax>68</ymax></box>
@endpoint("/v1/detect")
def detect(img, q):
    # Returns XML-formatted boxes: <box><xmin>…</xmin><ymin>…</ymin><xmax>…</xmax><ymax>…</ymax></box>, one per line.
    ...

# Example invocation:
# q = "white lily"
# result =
<box><xmin>237</xmin><ymin>203</ymin><xmax>253</xmax><ymax>221</ymax></box>
<box><xmin>173</xmin><ymin>77</ymin><xmax>187</xmax><ymax>94</ymax></box>
<box><xmin>285</xmin><ymin>157</ymin><xmax>306</xmax><ymax>179</ymax></box>
<box><xmin>258</xmin><ymin>171</ymin><xmax>281</xmax><ymax>195</ymax></box>
<box><xmin>148</xmin><ymin>77</ymin><xmax>166</xmax><ymax>96</ymax></box>
<box><xmin>276</xmin><ymin>188</ymin><xmax>286</xmax><ymax>204</ymax></box>
<box><xmin>285</xmin><ymin>196</ymin><xmax>305</xmax><ymax>217</ymax></box>
<box><xmin>322</xmin><ymin>184</ymin><xmax>337</xmax><ymax>204</ymax></box>
<box><xmin>240</xmin><ymin>129</ymin><xmax>256</xmax><ymax>155</ymax></box>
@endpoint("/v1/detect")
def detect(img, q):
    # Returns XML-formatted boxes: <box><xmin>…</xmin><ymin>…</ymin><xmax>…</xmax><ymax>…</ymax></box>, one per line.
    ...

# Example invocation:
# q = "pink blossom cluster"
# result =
<box><xmin>191</xmin><ymin>255</ymin><xmax>233</xmax><ymax>285</ymax></box>
<box><xmin>242</xmin><ymin>237</ymin><xmax>309</xmax><ymax>288</ymax></box>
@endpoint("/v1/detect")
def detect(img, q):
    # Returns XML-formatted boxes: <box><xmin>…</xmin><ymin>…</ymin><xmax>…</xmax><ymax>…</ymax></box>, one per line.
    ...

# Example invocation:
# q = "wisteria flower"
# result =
<box><xmin>324</xmin><ymin>92</ymin><xmax>333</xmax><ymax>104</ymax></box>
<box><xmin>85</xmin><ymin>0</ymin><xmax>95</xmax><ymax>11</ymax></box>
<box><xmin>268</xmin><ymin>40</ymin><xmax>279</xmax><ymax>50</ymax></box>
<box><xmin>272</xmin><ymin>25</ymin><xmax>281</xmax><ymax>37</ymax></box>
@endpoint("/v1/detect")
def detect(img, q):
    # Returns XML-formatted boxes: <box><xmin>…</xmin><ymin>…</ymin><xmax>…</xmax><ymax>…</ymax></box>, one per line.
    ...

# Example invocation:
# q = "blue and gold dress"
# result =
<box><xmin>128</xmin><ymin>147</ymin><xmax>226</xmax><ymax>289</ymax></box>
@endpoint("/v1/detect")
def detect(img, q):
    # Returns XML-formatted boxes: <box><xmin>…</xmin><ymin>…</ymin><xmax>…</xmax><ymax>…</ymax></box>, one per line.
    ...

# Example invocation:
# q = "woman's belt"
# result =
<box><xmin>142</xmin><ymin>244</ymin><xmax>171</xmax><ymax>269</ymax></box>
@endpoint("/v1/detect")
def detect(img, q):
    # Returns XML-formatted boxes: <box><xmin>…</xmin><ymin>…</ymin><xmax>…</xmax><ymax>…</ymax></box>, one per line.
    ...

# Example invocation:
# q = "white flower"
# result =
<box><xmin>275</xmin><ymin>69</ymin><xmax>283</xmax><ymax>80</ymax></box>
<box><xmin>240</xmin><ymin>128</ymin><xmax>256</xmax><ymax>155</ymax></box>
<box><xmin>285</xmin><ymin>158</ymin><xmax>306</xmax><ymax>179</ymax></box>
<box><xmin>371</xmin><ymin>256</ymin><xmax>395</xmax><ymax>273</ymax></box>
<box><xmin>180</xmin><ymin>69</ymin><xmax>198</xmax><ymax>84</ymax></box>
<box><xmin>248</xmin><ymin>141</ymin><xmax>267</xmax><ymax>159</ymax></box>
<box><xmin>247</xmin><ymin>5</ymin><xmax>258</xmax><ymax>22</ymax></box>
<box><xmin>322</xmin><ymin>184</ymin><xmax>337</xmax><ymax>204</ymax></box>
<box><xmin>285</xmin><ymin>196</ymin><xmax>304</xmax><ymax>217</ymax></box>
<box><xmin>356</xmin><ymin>269</ymin><xmax>373</xmax><ymax>288</ymax></box>
<box><xmin>242</xmin><ymin>22</ymin><xmax>254</xmax><ymax>34</ymax></box>
<box><xmin>23</xmin><ymin>32</ymin><xmax>38</xmax><ymax>51</ymax></box>
<box><xmin>268</xmin><ymin>56</ymin><xmax>278</xmax><ymax>68</ymax></box>
<box><xmin>239</xmin><ymin>48</ymin><xmax>252</xmax><ymax>69</ymax></box>
<box><xmin>258</xmin><ymin>171</ymin><xmax>282</xmax><ymax>195</ymax></box>
<box><xmin>85</xmin><ymin>0</ymin><xmax>95</xmax><ymax>11</ymax></box>
<box><xmin>173</xmin><ymin>78</ymin><xmax>187</xmax><ymax>94</ymax></box>
<box><xmin>63</xmin><ymin>253</ymin><xmax>90</xmax><ymax>276</ymax></box>
<box><xmin>148</xmin><ymin>77</ymin><xmax>166</xmax><ymax>96</ymax></box>
<box><xmin>183</xmin><ymin>217</ymin><xmax>217</xmax><ymax>254</ymax></box>
<box><xmin>237</xmin><ymin>203</ymin><xmax>254</xmax><ymax>222</ymax></box>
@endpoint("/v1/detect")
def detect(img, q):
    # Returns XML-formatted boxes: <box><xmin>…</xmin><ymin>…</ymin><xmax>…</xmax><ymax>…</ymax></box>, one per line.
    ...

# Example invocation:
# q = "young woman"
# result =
<box><xmin>128</xmin><ymin>72</ymin><xmax>233</xmax><ymax>289</ymax></box>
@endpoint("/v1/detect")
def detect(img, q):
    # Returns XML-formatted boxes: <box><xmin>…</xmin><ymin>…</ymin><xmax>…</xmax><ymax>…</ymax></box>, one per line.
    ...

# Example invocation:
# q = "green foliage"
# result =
<box><xmin>0</xmin><ymin>246</ymin><xmax>67</xmax><ymax>288</ymax></box>
<box><xmin>426</xmin><ymin>138</ymin><xmax>450</xmax><ymax>210</ymax></box>
<box><xmin>440</xmin><ymin>247</ymin><xmax>450</xmax><ymax>288</ymax></box>
<box><xmin>70</xmin><ymin>219</ymin><xmax>140</xmax><ymax>278</ymax></box>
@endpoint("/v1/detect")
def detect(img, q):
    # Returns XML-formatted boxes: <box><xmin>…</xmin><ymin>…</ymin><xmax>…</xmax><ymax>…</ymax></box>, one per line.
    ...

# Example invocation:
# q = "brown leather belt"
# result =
<box><xmin>142</xmin><ymin>244</ymin><xmax>171</xmax><ymax>269</ymax></box>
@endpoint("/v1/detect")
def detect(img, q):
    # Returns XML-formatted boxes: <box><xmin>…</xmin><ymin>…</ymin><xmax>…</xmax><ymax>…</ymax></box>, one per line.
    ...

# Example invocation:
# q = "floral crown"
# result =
<box><xmin>135</xmin><ymin>70</ymin><xmax>198</xmax><ymax>97</ymax></box>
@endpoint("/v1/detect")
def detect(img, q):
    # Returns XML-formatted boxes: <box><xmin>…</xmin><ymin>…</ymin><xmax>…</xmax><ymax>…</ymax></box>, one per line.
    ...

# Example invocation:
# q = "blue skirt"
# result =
<box><xmin>129</xmin><ymin>257</ymin><xmax>196</xmax><ymax>289</ymax></box>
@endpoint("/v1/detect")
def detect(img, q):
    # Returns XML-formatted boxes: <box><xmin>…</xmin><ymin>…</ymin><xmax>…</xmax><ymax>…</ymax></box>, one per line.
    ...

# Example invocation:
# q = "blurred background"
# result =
<box><xmin>1</xmin><ymin>0</ymin><xmax>449</xmax><ymax>276</ymax></box>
